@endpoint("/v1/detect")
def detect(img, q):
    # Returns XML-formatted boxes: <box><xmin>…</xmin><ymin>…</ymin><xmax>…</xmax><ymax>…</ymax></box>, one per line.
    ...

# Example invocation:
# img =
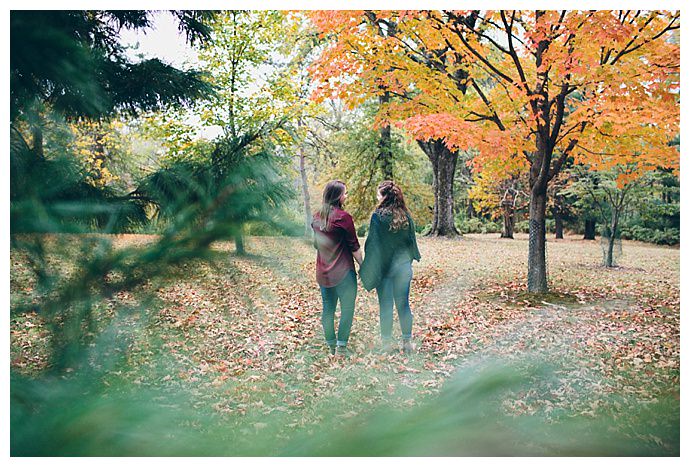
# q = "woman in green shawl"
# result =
<box><xmin>360</xmin><ymin>181</ymin><xmax>421</xmax><ymax>354</ymax></box>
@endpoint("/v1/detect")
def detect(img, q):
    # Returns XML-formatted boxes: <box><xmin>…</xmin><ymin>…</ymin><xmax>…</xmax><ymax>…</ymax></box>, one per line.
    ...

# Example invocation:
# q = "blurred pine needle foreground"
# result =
<box><xmin>10</xmin><ymin>354</ymin><xmax>678</xmax><ymax>456</ymax></box>
<box><xmin>9</xmin><ymin>10</ymin><xmax>679</xmax><ymax>457</ymax></box>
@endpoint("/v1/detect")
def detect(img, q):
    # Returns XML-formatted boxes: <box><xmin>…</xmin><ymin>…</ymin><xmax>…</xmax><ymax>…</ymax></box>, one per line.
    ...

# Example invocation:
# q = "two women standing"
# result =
<box><xmin>311</xmin><ymin>180</ymin><xmax>420</xmax><ymax>357</ymax></box>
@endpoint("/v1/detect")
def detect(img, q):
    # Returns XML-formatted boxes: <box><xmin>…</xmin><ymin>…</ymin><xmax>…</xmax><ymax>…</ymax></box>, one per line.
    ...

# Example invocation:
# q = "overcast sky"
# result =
<box><xmin>119</xmin><ymin>12</ymin><xmax>223</xmax><ymax>138</ymax></box>
<box><xmin>119</xmin><ymin>12</ymin><xmax>200</xmax><ymax>68</ymax></box>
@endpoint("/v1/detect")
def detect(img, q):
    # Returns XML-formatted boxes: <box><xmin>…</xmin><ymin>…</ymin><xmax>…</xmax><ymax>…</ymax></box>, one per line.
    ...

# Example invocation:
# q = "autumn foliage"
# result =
<box><xmin>308</xmin><ymin>11</ymin><xmax>678</xmax><ymax>168</ymax></box>
<box><xmin>306</xmin><ymin>10</ymin><xmax>679</xmax><ymax>291</ymax></box>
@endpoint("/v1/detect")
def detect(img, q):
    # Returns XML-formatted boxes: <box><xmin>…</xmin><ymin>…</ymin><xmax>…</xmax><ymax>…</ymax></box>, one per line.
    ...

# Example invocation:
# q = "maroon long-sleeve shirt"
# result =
<box><xmin>311</xmin><ymin>207</ymin><xmax>361</xmax><ymax>288</ymax></box>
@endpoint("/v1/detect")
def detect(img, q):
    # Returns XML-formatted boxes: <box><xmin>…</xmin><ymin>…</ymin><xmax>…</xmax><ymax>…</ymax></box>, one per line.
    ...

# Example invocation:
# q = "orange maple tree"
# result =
<box><xmin>307</xmin><ymin>10</ymin><xmax>679</xmax><ymax>292</ymax></box>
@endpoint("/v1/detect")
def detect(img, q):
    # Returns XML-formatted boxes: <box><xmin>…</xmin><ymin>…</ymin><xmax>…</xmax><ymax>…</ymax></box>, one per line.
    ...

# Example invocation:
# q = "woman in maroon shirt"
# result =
<box><xmin>311</xmin><ymin>180</ymin><xmax>362</xmax><ymax>357</ymax></box>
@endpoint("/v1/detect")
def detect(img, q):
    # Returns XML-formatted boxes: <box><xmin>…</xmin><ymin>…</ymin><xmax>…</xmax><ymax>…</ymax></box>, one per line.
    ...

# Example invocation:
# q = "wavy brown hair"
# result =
<box><xmin>317</xmin><ymin>180</ymin><xmax>346</xmax><ymax>231</ymax></box>
<box><xmin>376</xmin><ymin>180</ymin><xmax>410</xmax><ymax>231</ymax></box>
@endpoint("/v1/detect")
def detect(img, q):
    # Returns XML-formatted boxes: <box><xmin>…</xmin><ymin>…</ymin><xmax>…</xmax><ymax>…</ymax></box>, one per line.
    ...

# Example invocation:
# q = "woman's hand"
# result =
<box><xmin>353</xmin><ymin>248</ymin><xmax>363</xmax><ymax>266</ymax></box>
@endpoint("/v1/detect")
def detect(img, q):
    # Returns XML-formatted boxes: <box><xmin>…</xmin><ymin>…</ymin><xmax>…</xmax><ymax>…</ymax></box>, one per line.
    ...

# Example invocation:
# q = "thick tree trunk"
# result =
<box><xmin>526</xmin><ymin>28</ymin><xmax>557</xmax><ymax>293</ymax></box>
<box><xmin>298</xmin><ymin>126</ymin><xmax>312</xmax><ymax>238</ymax></box>
<box><xmin>584</xmin><ymin>218</ymin><xmax>596</xmax><ymax>240</ymax></box>
<box><xmin>436</xmin><ymin>151</ymin><xmax>458</xmax><ymax>236</ymax></box>
<box><xmin>501</xmin><ymin>202</ymin><xmax>515</xmax><ymax>238</ymax></box>
<box><xmin>378</xmin><ymin>92</ymin><xmax>394</xmax><ymax>180</ymax></box>
<box><xmin>527</xmin><ymin>187</ymin><xmax>548</xmax><ymax>293</ymax></box>
<box><xmin>418</xmin><ymin>139</ymin><xmax>459</xmax><ymax>237</ymax></box>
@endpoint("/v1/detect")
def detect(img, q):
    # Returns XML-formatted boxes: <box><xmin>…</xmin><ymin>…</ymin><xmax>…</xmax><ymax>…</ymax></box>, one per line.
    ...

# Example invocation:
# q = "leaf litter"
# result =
<box><xmin>10</xmin><ymin>233</ymin><xmax>679</xmax><ymax>448</ymax></box>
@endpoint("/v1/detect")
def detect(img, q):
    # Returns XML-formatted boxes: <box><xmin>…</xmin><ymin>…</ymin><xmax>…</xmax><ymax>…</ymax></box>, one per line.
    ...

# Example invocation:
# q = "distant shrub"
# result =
<box><xmin>621</xmin><ymin>225</ymin><xmax>679</xmax><ymax>245</ymax></box>
<box><xmin>515</xmin><ymin>220</ymin><xmax>530</xmax><ymax>234</ymax></box>
<box><xmin>655</xmin><ymin>229</ymin><xmax>680</xmax><ymax>245</ymax></box>
<box><xmin>454</xmin><ymin>218</ymin><xmax>502</xmax><ymax>235</ymax></box>
<box><xmin>456</xmin><ymin>217</ymin><xmax>484</xmax><ymax>234</ymax></box>
<box><xmin>637</xmin><ymin>199</ymin><xmax>679</xmax><ymax>231</ymax></box>
<box><xmin>356</xmin><ymin>223</ymin><xmax>368</xmax><ymax>237</ymax></box>
<box><xmin>482</xmin><ymin>221</ymin><xmax>502</xmax><ymax>234</ymax></box>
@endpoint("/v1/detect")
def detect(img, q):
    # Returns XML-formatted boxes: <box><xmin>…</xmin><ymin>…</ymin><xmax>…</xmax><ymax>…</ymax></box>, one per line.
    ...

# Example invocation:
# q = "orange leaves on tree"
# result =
<box><xmin>306</xmin><ymin>10</ymin><xmax>679</xmax><ymax>197</ymax></box>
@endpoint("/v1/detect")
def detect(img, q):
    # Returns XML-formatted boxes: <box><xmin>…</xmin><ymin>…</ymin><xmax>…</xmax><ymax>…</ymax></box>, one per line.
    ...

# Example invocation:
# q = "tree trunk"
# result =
<box><xmin>298</xmin><ymin>123</ymin><xmax>312</xmax><ymax>238</ymax></box>
<box><xmin>605</xmin><ymin>232</ymin><xmax>614</xmax><ymax>267</ymax></box>
<box><xmin>605</xmin><ymin>213</ymin><xmax>619</xmax><ymax>268</ymax></box>
<box><xmin>378</xmin><ymin>92</ymin><xmax>394</xmax><ymax>180</ymax></box>
<box><xmin>554</xmin><ymin>213</ymin><xmax>563</xmax><ymax>239</ymax></box>
<box><xmin>583</xmin><ymin>218</ymin><xmax>596</xmax><ymax>240</ymax></box>
<box><xmin>436</xmin><ymin>152</ymin><xmax>458</xmax><ymax>236</ymax></box>
<box><xmin>552</xmin><ymin>202</ymin><xmax>564</xmax><ymax>239</ymax></box>
<box><xmin>32</xmin><ymin>124</ymin><xmax>43</xmax><ymax>159</ymax></box>
<box><xmin>467</xmin><ymin>198</ymin><xmax>476</xmax><ymax>218</ymax></box>
<box><xmin>235</xmin><ymin>223</ymin><xmax>246</xmax><ymax>256</ymax></box>
<box><xmin>235</xmin><ymin>233</ymin><xmax>245</xmax><ymax>256</ymax></box>
<box><xmin>417</xmin><ymin>139</ymin><xmax>459</xmax><ymax>237</ymax></box>
<box><xmin>501</xmin><ymin>202</ymin><xmax>515</xmax><ymax>238</ymax></box>
<box><xmin>429</xmin><ymin>153</ymin><xmax>439</xmax><ymax>233</ymax></box>
<box><xmin>527</xmin><ymin>187</ymin><xmax>548</xmax><ymax>293</ymax></box>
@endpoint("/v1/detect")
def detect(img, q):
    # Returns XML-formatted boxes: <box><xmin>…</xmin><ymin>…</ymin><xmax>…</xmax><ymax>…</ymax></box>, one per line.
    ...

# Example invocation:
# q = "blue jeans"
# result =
<box><xmin>319</xmin><ymin>269</ymin><xmax>357</xmax><ymax>347</ymax></box>
<box><xmin>376</xmin><ymin>261</ymin><xmax>413</xmax><ymax>340</ymax></box>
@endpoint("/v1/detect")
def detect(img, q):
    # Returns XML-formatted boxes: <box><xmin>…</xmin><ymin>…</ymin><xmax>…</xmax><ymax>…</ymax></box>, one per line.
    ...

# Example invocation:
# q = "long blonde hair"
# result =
<box><xmin>375</xmin><ymin>180</ymin><xmax>410</xmax><ymax>231</ymax></box>
<box><xmin>317</xmin><ymin>180</ymin><xmax>346</xmax><ymax>231</ymax></box>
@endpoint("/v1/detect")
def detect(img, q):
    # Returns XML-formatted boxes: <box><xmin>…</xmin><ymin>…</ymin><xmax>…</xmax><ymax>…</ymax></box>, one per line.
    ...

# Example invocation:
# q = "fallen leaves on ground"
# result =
<box><xmin>10</xmin><ymin>233</ymin><xmax>680</xmax><ymax>447</ymax></box>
